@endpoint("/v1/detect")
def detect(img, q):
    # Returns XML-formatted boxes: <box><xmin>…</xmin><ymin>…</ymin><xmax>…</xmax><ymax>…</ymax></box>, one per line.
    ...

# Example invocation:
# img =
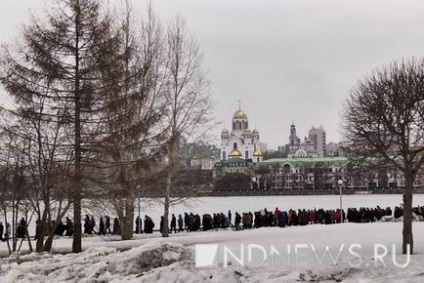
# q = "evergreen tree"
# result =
<box><xmin>0</xmin><ymin>0</ymin><xmax>118</xmax><ymax>253</ymax></box>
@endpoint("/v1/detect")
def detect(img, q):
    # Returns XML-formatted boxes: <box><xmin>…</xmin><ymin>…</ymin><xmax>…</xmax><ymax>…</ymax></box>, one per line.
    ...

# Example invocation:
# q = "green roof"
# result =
<box><xmin>256</xmin><ymin>156</ymin><xmax>349</xmax><ymax>168</ymax></box>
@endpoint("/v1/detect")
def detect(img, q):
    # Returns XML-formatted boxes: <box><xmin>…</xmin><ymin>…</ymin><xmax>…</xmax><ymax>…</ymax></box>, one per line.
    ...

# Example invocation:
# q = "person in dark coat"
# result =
<box><xmin>235</xmin><ymin>212</ymin><xmax>242</xmax><ymax>230</ymax></box>
<box><xmin>16</xmin><ymin>218</ymin><xmax>27</xmax><ymax>238</ymax></box>
<box><xmin>55</xmin><ymin>219</ymin><xmax>65</xmax><ymax>236</ymax></box>
<box><xmin>90</xmin><ymin>216</ymin><xmax>96</xmax><ymax>234</ymax></box>
<box><xmin>105</xmin><ymin>216</ymin><xmax>111</xmax><ymax>234</ymax></box>
<box><xmin>113</xmin><ymin>218</ymin><xmax>121</xmax><ymax>235</ymax></box>
<box><xmin>195</xmin><ymin>214</ymin><xmax>201</xmax><ymax>231</ymax></box>
<box><xmin>144</xmin><ymin>215</ymin><xmax>154</xmax><ymax>233</ymax></box>
<box><xmin>394</xmin><ymin>206</ymin><xmax>403</xmax><ymax>219</ymax></box>
<box><xmin>159</xmin><ymin>216</ymin><xmax>164</xmax><ymax>234</ymax></box>
<box><xmin>84</xmin><ymin>215</ymin><xmax>91</xmax><ymax>234</ymax></box>
<box><xmin>170</xmin><ymin>214</ymin><xmax>177</xmax><ymax>233</ymax></box>
<box><xmin>184</xmin><ymin>212</ymin><xmax>189</xmax><ymax>231</ymax></box>
<box><xmin>279</xmin><ymin>211</ymin><xmax>287</xmax><ymax>227</ymax></box>
<box><xmin>99</xmin><ymin>217</ymin><xmax>105</xmax><ymax>235</ymax></box>
<box><xmin>178</xmin><ymin>214</ymin><xmax>183</xmax><ymax>232</ymax></box>
<box><xmin>65</xmin><ymin>217</ymin><xmax>73</xmax><ymax>236</ymax></box>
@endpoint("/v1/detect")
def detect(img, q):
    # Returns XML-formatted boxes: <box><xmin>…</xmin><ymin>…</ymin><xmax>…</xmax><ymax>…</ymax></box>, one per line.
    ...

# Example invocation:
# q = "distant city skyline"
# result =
<box><xmin>2</xmin><ymin>0</ymin><xmax>424</xmax><ymax>149</ymax></box>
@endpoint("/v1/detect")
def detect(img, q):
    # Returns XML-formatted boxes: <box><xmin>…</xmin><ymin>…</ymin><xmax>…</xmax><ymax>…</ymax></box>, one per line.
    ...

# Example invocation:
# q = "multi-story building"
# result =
<box><xmin>308</xmin><ymin>126</ymin><xmax>327</xmax><ymax>156</ymax></box>
<box><xmin>213</xmin><ymin>158</ymin><xmax>256</xmax><ymax>191</ymax></box>
<box><xmin>254</xmin><ymin>156</ymin><xmax>347</xmax><ymax>191</ymax></box>
<box><xmin>251</xmin><ymin>156</ymin><xmax>424</xmax><ymax>192</ymax></box>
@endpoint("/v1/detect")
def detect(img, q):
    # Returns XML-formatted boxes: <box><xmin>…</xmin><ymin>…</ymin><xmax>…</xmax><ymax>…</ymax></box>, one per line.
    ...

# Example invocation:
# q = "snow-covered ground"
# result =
<box><xmin>1</xmin><ymin>194</ymin><xmax>424</xmax><ymax>282</ymax></box>
<box><xmin>0</xmin><ymin>222</ymin><xmax>423</xmax><ymax>282</ymax></box>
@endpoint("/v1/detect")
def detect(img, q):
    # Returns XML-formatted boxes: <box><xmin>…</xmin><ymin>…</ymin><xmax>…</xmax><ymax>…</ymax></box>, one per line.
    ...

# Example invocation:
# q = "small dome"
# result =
<box><xmin>228</xmin><ymin>148</ymin><xmax>242</xmax><ymax>157</ymax></box>
<box><xmin>252</xmin><ymin>129</ymin><xmax>259</xmax><ymax>134</ymax></box>
<box><xmin>253</xmin><ymin>149</ymin><xmax>262</xmax><ymax>156</ymax></box>
<box><xmin>294</xmin><ymin>149</ymin><xmax>308</xmax><ymax>157</ymax></box>
<box><xmin>221</xmin><ymin>128</ymin><xmax>229</xmax><ymax>133</ymax></box>
<box><xmin>233</xmin><ymin>109</ymin><xmax>247</xmax><ymax>119</ymax></box>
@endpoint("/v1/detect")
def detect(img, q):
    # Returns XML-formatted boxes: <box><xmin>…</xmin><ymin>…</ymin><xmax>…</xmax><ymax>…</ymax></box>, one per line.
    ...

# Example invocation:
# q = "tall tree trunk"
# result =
<box><xmin>13</xmin><ymin>202</ymin><xmax>18</xmax><ymax>252</ymax></box>
<box><xmin>162</xmin><ymin>171</ymin><xmax>171</xmax><ymax>237</ymax></box>
<box><xmin>72</xmin><ymin>1</ymin><xmax>82</xmax><ymax>253</ymax></box>
<box><xmin>43</xmin><ymin>233</ymin><xmax>55</xmax><ymax>252</ymax></box>
<box><xmin>120</xmin><ymin>202</ymin><xmax>135</xmax><ymax>240</ymax></box>
<box><xmin>36</xmin><ymin>238</ymin><xmax>44</xmax><ymax>252</ymax></box>
<box><xmin>402</xmin><ymin>171</ymin><xmax>414</xmax><ymax>254</ymax></box>
<box><xmin>35</xmin><ymin>200</ymin><xmax>49</xmax><ymax>252</ymax></box>
<box><xmin>35</xmin><ymin>220</ymin><xmax>48</xmax><ymax>253</ymax></box>
<box><xmin>72</xmin><ymin>188</ymin><xmax>82</xmax><ymax>253</ymax></box>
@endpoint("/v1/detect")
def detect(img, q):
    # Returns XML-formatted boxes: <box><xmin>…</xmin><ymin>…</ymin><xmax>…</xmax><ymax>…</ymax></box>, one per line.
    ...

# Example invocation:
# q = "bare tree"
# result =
<box><xmin>0</xmin><ymin>0</ymin><xmax>119</xmax><ymax>253</ymax></box>
<box><xmin>160</xmin><ymin>17</ymin><xmax>214</xmax><ymax>237</ymax></box>
<box><xmin>0</xmin><ymin>94</ymin><xmax>73</xmax><ymax>252</ymax></box>
<box><xmin>23</xmin><ymin>107</ymin><xmax>72</xmax><ymax>252</ymax></box>
<box><xmin>0</xmin><ymin>124</ymin><xmax>28</xmax><ymax>254</ymax></box>
<box><xmin>342</xmin><ymin>58</ymin><xmax>424</xmax><ymax>254</ymax></box>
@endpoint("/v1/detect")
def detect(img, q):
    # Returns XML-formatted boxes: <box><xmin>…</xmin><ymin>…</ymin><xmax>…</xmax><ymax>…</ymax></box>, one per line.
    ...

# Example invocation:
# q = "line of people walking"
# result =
<box><xmin>4</xmin><ymin>204</ymin><xmax>422</xmax><ymax>242</ymax></box>
<box><xmin>158</xmin><ymin>205</ymin><xmax>424</xmax><ymax>233</ymax></box>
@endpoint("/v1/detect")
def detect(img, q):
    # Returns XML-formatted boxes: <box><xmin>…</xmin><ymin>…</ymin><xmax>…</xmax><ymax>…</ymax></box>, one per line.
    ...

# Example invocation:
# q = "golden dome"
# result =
<box><xmin>306</xmin><ymin>138</ymin><xmax>313</xmax><ymax>144</ymax></box>
<box><xmin>228</xmin><ymin>148</ymin><xmax>242</xmax><ymax>157</ymax></box>
<box><xmin>233</xmin><ymin>109</ymin><xmax>247</xmax><ymax>119</ymax></box>
<box><xmin>253</xmin><ymin>149</ymin><xmax>262</xmax><ymax>156</ymax></box>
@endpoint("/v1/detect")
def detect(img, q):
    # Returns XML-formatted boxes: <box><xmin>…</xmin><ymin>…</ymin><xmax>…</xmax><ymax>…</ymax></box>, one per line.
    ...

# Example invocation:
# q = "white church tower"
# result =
<box><xmin>221</xmin><ymin>105</ymin><xmax>262</xmax><ymax>162</ymax></box>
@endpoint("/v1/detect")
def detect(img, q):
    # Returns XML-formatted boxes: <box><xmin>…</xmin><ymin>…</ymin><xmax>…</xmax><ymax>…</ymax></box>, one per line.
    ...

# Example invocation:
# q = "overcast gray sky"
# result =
<box><xmin>1</xmin><ymin>0</ymin><xmax>424</xmax><ymax>149</ymax></box>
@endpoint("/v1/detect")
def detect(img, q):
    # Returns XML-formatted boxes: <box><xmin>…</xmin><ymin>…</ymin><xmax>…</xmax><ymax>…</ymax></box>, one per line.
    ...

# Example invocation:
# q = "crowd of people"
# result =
<box><xmin>178</xmin><ymin>208</ymin><xmax>349</xmax><ymax>232</ymax></box>
<box><xmin>156</xmin><ymin>205</ymin><xmax>424</xmax><ymax>233</ymax></box>
<box><xmin>1</xmin><ymin>205</ymin><xmax>424</xmax><ymax>241</ymax></box>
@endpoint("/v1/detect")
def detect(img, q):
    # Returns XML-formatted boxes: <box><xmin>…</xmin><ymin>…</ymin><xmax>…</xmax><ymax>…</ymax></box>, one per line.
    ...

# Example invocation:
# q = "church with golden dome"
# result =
<box><xmin>220</xmin><ymin>107</ymin><xmax>263</xmax><ymax>162</ymax></box>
